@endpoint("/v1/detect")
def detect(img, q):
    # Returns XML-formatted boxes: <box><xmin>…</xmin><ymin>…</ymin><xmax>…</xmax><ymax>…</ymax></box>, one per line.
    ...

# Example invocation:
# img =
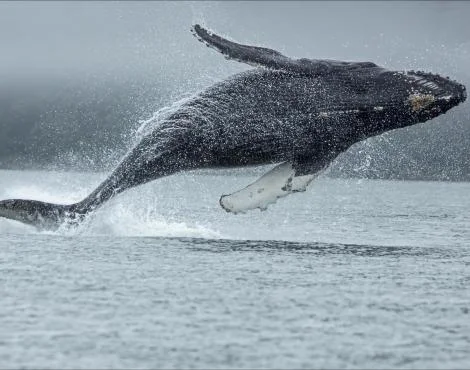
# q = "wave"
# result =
<box><xmin>1</xmin><ymin>169</ymin><xmax>468</xmax><ymax>249</ymax></box>
<box><xmin>177</xmin><ymin>237</ymin><xmax>465</xmax><ymax>258</ymax></box>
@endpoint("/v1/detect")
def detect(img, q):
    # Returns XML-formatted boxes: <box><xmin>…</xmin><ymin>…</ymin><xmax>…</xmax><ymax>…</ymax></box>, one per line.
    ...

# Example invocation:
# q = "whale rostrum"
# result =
<box><xmin>0</xmin><ymin>25</ymin><xmax>467</xmax><ymax>229</ymax></box>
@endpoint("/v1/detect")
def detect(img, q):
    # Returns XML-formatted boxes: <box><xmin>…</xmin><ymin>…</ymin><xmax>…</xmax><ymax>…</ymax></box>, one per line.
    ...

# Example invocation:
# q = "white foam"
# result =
<box><xmin>0</xmin><ymin>218</ymin><xmax>36</xmax><ymax>234</ymax></box>
<box><xmin>67</xmin><ymin>203</ymin><xmax>223</xmax><ymax>239</ymax></box>
<box><xmin>1</xmin><ymin>184</ymin><xmax>84</xmax><ymax>204</ymax></box>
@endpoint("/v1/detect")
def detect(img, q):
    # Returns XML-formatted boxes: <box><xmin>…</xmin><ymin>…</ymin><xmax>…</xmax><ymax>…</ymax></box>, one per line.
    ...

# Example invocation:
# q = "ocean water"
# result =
<box><xmin>0</xmin><ymin>168</ymin><xmax>469</xmax><ymax>369</ymax></box>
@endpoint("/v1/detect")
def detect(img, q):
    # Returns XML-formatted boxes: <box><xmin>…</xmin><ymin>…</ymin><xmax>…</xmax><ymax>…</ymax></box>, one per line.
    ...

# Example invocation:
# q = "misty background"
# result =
<box><xmin>0</xmin><ymin>1</ymin><xmax>469</xmax><ymax>180</ymax></box>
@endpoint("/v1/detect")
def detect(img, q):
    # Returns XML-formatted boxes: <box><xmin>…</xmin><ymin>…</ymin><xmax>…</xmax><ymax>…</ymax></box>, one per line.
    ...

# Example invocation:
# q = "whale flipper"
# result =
<box><xmin>192</xmin><ymin>24</ymin><xmax>378</xmax><ymax>76</ymax></box>
<box><xmin>219</xmin><ymin>161</ymin><xmax>322</xmax><ymax>214</ymax></box>
<box><xmin>219</xmin><ymin>162</ymin><xmax>295</xmax><ymax>214</ymax></box>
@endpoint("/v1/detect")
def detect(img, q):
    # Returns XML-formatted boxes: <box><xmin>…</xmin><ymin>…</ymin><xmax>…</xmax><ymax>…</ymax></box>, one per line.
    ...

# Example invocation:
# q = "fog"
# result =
<box><xmin>0</xmin><ymin>1</ymin><xmax>469</xmax><ymax>180</ymax></box>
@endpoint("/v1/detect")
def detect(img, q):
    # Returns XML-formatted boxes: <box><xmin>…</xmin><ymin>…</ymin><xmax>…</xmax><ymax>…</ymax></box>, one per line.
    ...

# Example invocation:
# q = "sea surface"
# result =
<box><xmin>0</xmin><ymin>168</ymin><xmax>469</xmax><ymax>369</ymax></box>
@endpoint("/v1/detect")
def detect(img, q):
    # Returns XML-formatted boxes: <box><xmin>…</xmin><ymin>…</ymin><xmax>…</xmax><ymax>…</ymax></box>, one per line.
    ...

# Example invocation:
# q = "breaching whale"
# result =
<box><xmin>0</xmin><ymin>25</ymin><xmax>467</xmax><ymax>229</ymax></box>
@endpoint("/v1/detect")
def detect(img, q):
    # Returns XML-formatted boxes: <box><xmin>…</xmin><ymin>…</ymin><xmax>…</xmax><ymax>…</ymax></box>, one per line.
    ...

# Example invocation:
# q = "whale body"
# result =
<box><xmin>0</xmin><ymin>25</ymin><xmax>467</xmax><ymax>229</ymax></box>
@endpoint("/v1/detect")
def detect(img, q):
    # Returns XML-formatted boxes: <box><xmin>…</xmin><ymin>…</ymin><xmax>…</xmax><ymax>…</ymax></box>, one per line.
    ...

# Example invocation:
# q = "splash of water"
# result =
<box><xmin>66</xmin><ymin>203</ymin><xmax>223</xmax><ymax>238</ymax></box>
<box><xmin>0</xmin><ymin>170</ymin><xmax>224</xmax><ymax>239</ymax></box>
<box><xmin>133</xmin><ymin>93</ymin><xmax>195</xmax><ymax>142</ymax></box>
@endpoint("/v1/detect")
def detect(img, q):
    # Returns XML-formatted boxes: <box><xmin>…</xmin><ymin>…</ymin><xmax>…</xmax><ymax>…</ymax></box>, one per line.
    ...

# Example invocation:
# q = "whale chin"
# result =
<box><xmin>406</xmin><ymin>71</ymin><xmax>466</xmax><ymax>108</ymax></box>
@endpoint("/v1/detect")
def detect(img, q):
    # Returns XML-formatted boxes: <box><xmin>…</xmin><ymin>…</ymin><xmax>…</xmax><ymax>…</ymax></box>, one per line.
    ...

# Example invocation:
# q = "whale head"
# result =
<box><xmin>342</xmin><ymin>67</ymin><xmax>467</xmax><ymax>138</ymax></box>
<box><xmin>401</xmin><ymin>70</ymin><xmax>466</xmax><ymax>121</ymax></box>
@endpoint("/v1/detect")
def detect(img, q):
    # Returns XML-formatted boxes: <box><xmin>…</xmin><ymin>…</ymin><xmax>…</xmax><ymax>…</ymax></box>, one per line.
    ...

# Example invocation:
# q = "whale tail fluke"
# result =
<box><xmin>0</xmin><ymin>199</ymin><xmax>86</xmax><ymax>230</ymax></box>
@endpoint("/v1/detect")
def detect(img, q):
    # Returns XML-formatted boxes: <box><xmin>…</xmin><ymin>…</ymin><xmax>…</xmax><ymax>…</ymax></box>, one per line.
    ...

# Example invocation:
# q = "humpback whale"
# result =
<box><xmin>0</xmin><ymin>25</ymin><xmax>467</xmax><ymax>229</ymax></box>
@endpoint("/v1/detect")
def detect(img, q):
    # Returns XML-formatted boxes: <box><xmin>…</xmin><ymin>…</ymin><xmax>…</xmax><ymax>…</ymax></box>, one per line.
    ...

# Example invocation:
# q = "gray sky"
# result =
<box><xmin>1</xmin><ymin>1</ymin><xmax>468</xmax><ymax>81</ymax></box>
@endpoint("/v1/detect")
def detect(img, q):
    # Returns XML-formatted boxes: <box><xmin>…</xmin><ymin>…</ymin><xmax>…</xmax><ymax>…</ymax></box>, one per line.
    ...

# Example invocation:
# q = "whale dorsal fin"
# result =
<box><xmin>192</xmin><ymin>24</ymin><xmax>379</xmax><ymax>76</ymax></box>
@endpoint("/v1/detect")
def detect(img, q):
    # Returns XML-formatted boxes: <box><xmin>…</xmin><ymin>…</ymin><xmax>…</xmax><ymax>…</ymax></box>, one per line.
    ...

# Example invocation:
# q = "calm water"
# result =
<box><xmin>0</xmin><ymin>169</ymin><xmax>469</xmax><ymax>368</ymax></box>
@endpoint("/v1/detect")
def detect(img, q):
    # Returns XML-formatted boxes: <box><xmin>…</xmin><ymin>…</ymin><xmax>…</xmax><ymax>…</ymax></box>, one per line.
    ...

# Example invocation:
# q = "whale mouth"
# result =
<box><xmin>406</xmin><ymin>71</ymin><xmax>466</xmax><ymax>102</ymax></box>
<box><xmin>404</xmin><ymin>71</ymin><xmax>466</xmax><ymax>118</ymax></box>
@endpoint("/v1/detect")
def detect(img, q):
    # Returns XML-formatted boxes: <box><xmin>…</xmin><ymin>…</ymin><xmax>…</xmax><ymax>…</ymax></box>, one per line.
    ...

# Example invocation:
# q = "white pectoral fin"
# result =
<box><xmin>220</xmin><ymin>162</ymin><xmax>295</xmax><ymax>214</ymax></box>
<box><xmin>219</xmin><ymin>162</ymin><xmax>321</xmax><ymax>214</ymax></box>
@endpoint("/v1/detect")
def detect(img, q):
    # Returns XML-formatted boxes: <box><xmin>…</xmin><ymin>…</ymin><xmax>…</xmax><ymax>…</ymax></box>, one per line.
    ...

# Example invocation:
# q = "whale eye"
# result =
<box><xmin>408</xmin><ymin>93</ymin><xmax>435</xmax><ymax>112</ymax></box>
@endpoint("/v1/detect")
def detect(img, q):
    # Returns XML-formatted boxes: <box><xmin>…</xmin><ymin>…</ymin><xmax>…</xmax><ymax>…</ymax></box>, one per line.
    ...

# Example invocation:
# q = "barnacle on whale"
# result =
<box><xmin>408</xmin><ymin>93</ymin><xmax>436</xmax><ymax>112</ymax></box>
